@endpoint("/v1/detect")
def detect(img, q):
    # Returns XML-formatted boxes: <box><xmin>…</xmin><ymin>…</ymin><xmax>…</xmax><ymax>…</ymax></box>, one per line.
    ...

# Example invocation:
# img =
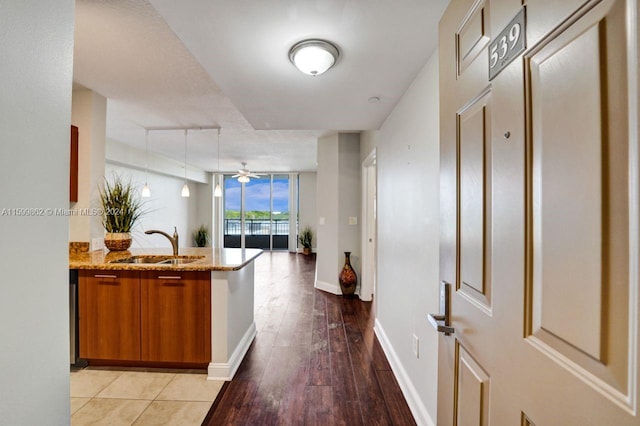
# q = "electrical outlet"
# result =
<box><xmin>413</xmin><ymin>334</ymin><xmax>419</xmax><ymax>358</ymax></box>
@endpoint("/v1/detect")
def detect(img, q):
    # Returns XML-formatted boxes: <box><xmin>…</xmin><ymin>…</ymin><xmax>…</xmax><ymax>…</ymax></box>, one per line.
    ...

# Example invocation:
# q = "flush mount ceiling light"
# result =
<box><xmin>289</xmin><ymin>39</ymin><xmax>340</xmax><ymax>76</ymax></box>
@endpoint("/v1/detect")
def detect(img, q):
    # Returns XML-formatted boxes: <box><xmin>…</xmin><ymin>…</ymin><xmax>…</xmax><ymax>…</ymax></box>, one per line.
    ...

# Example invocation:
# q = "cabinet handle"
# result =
<box><xmin>94</xmin><ymin>274</ymin><xmax>117</xmax><ymax>279</ymax></box>
<box><xmin>157</xmin><ymin>276</ymin><xmax>181</xmax><ymax>280</ymax></box>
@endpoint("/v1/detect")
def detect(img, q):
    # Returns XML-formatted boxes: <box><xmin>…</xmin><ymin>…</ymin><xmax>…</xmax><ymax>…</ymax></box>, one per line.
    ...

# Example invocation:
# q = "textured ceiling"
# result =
<box><xmin>73</xmin><ymin>0</ymin><xmax>447</xmax><ymax>173</ymax></box>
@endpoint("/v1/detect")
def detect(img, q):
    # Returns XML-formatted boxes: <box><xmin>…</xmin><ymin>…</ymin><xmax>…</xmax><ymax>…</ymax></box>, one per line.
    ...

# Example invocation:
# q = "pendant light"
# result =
<box><xmin>141</xmin><ymin>129</ymin><xmax>151</xmax><ymax>197</ymax></box>
<box><xmin>214</xmin><ymin>129</ymin><xmax>222</xmax><ymax>197</ymax></box>
<box><xmin>181</xmin><ymin>129</ymin><xmax>190</xmax><ymax>197</ymax></box>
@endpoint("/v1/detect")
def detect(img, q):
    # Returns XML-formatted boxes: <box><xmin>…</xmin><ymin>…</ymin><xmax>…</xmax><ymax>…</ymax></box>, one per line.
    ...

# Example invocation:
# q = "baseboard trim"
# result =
<box><xmin>374</xmin><ymin>318</ymin><xmax>436</xmax><ymax>426</ymax></box>
<box><xmin>315</xmin><ymin>279</ymin><xmax>341</xmax><ymax>295</ymax></box>
<box><xmin>295</xmin><ymin>248</ymin><xmax>316</xmax><ymax>254</ymax></box>
<box><xmin>207</xmin><ymin>321</ymin><xmax>257</xmax><ymax>381</ymax></box>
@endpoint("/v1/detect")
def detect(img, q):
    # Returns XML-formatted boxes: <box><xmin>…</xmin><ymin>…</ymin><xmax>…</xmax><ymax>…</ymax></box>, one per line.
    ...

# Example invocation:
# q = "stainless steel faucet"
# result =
<box><xmin>145</xmin><ymin>226</ymin><xmax>179</xmax><ymax>256</ymax></box>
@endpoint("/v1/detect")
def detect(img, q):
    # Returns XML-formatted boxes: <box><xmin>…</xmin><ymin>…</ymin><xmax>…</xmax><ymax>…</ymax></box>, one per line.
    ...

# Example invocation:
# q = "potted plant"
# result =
<box><xmin>99</xmin><ymin>174</ymin><xmax>146</xmax><ymax>251</ymax></box>
<box><xmin>298</xmin><ymin>226</ymin><xmax>314</xmax><ymax>255</ymax></box>
<box><xmin>192</xmin><ymin>224</ymin><xmax>210</xmax><ymax>247</ymax></box>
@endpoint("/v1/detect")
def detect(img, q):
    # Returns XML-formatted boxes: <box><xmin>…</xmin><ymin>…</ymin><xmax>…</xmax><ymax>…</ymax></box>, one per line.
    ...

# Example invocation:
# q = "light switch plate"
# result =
<box><xmin>349</xmin><ymin>216</ymin><xmax>358</xmax><ymax>225</ymax></box>
<box><xmin>319</xmin><ymin>217</ymin><xmax>325</xmax><ymax>225</ymax></box>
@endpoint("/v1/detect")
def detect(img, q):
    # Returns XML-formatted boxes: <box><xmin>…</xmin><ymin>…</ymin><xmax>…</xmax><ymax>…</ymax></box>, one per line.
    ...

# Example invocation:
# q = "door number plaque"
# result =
<box><xmin>489</xmin><ymin>8</ymin><xmax>526</xmax><ymax>80</ymax></box>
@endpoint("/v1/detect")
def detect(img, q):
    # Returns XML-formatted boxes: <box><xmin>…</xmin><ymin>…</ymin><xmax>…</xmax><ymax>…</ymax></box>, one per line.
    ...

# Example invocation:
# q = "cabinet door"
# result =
<box><xmin>140</xmin><ymin>271</ymin><xmax>211</xmax><ymax>363</ymax></box>
<box><xmin>78</xmin><ymin>270</ymin><xmax>141</xmax><ymax>361</ymax></box>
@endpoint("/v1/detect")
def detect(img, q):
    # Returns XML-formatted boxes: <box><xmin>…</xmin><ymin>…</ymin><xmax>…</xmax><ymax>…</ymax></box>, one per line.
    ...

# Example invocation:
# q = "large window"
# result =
<box><xmin>223</xmin><ymin>174</ymin><xmax>291</xmax><ymax>250</ymax></box>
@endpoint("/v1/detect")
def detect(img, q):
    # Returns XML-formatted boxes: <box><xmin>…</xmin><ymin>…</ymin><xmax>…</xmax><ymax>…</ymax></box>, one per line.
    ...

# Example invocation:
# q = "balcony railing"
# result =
<box><xmin>224</xmin><ymin>219</ymin><xmax>290</xmax><ymax>236</ymax></box>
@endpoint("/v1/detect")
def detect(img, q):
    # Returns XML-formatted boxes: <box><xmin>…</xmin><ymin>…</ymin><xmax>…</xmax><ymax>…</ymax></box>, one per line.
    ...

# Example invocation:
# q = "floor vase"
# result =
<box><xmin>339</xmin><ymin>251</ymin><xmax>357</xmax><ymax>296</ymax></box>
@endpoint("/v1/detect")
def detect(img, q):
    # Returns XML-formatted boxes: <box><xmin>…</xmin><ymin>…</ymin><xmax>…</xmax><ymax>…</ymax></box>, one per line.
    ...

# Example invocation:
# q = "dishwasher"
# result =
<box><xmin>69</xmin><ymin>269</ymin><xmax>78</xmax><ymax>365</ymax></box>
<box><xmin>69</xmin><ymin>270</ymin><xmax>86</xmax><ymax>367</ymax></box>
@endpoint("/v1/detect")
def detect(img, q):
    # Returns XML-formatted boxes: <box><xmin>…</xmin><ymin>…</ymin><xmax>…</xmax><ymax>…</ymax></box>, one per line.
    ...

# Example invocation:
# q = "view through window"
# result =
<box><xmin>223</xmin><ymin>175</ymin><xmax>290</xmax><ymax>250</ymax></box>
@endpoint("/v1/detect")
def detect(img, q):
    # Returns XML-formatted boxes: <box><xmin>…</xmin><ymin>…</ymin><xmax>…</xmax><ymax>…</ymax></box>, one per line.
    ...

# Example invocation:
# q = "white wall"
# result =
<box><xmin>194</xmin><ymin>176</ymin><xmax>214</xmax><ymax>247</ymax></box>
<box><xmin>362</xmin><ymin>51</ymin><xmax>440</xmax><ymax>425</ymax></box>
<box><xmin>107</xmin><ymin>138</ymin><xmax>208</xmax><ymax>184</ymax></box>
<box><xmin>298</xmin><ymin>172</ymin><xmax>317</xmax><ymax>250</ymax></box>
<box><xmin>0</xmin><ymin>1</ymin><xmax>74</xmax><ymax>424</ymax></box>
<box><xmin>104</xmin><ymin>136</ymin><xmax>213</xmax><ymax>248</ymax></box>
<box><xmin>105</xmin><ymin>163</ymin><xmax>207</xmax><ymax>248</ymax></box>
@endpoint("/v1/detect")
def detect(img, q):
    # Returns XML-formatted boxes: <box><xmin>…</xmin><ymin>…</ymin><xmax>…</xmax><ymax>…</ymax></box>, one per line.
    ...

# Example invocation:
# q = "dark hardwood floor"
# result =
<box><xmin>203</xmin><ymin>252</ymin><xmax>416</xmax><ymax>426</ymax></box>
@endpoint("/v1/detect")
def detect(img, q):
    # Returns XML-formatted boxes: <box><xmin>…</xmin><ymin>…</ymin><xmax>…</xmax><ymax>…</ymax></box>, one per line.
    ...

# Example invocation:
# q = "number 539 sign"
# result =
<box><xmin>489</xmin><ymin>8</ymin><xmax>526</xmax><ymax>81</ymax></box>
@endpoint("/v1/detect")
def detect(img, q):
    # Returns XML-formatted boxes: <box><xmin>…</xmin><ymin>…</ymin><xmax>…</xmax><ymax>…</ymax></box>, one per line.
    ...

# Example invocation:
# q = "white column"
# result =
<box><xmin>70</xmin><ymin>89</ymin><xmax>107</xmax><ymax>247</ymax></box>
<box><xmin>315</xmin><ymin>133</ymin><xmax>361</xmax><ymax>295</ymax></box>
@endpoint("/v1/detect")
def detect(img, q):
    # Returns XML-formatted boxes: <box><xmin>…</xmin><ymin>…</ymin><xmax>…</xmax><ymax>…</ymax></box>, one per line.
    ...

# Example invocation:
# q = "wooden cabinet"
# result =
<box><xmin>141</xmin><ymin>271</ymin><xmax>211</xmax><ymax>363</ymax></box>
<box><xmin>78</xmin><ymin>269</ymin><xmax>211</xmax><ymax>365</ymax></box>
<box><xmin>78</xmin><ymin>270</ymin><xmax>141</xmax><ymax>361</ymax></box>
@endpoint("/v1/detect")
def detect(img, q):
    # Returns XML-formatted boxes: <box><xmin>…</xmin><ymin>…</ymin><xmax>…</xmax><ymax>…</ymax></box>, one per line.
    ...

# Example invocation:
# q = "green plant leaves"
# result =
<box><xmin>98</xmin><ymin>175</ymin><xmax>146</xmax><ymax>233</ymax></box>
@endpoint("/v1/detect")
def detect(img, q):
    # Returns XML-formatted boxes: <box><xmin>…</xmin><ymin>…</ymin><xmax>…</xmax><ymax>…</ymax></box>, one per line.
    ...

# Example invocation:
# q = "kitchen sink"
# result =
<box><xmin>157</xmin><ymin>258</ymin><xmax>200</xmax><ymax>265</ymax></box>
<box><xmin>109</xmin><ymin>255</ymin><xmax>205</xmax><ymax>265</ymax></box>
<box><xmin>109</xmin><ymin>255</ymin><xmax>172</xmax><ymax>264</ymax></box>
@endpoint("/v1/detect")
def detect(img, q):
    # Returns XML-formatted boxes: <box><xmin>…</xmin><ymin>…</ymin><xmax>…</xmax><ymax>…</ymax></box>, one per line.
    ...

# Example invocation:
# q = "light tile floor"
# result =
<box><xmin>70</xmin><ymin>368</ymin><xmax>224</xmax><ymax>426</ymax></box>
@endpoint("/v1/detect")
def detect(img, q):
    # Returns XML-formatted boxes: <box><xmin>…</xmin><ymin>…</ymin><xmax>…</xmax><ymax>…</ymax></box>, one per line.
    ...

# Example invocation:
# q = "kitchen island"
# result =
<box><xmin>70</xmin><ymin>247</ymin><xmax>262</xmax><ymax>380</ymax></box>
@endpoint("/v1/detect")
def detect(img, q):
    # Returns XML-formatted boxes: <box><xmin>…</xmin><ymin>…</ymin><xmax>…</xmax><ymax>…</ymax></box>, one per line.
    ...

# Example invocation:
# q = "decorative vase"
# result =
<box><xmin>339</xmin><ymin>251</ymin><xmax>357</xmax><ymax>296</ymax></box>
<box><xmin>104</xmin><ymin>232</ymin><xmax>132</xmax><ymax>251</ymax></box>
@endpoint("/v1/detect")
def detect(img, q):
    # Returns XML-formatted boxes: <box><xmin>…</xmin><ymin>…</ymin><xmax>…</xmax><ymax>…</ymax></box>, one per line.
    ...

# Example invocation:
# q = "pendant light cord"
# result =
<box><xmin>214</xmin><ymin>129</ymin><xmax>223</xmax><ymax>198</ymax></box>
<box><xmin>184</xmin><ymin>129</ymin><xmax>188</xmax><ymax>180</ymax></box>
<box><xmin>144</xmin><ymin>129</ymin><xmax>149</xmax><ymax>181</ymax></box>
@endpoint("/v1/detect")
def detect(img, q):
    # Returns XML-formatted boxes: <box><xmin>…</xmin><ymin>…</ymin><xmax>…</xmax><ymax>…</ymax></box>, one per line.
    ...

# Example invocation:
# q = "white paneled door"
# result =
<box><xmin>436</xmin><ymin>0</ymin><xmax>640</xmax><ymax>424</ymax></box>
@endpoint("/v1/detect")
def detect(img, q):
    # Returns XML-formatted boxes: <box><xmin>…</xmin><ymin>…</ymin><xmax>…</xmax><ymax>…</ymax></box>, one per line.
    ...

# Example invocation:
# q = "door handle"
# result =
<box><xmin>428</xmin><ymin>281</ymin><xmax>454</xmax><ymax>335</ymax></box>
<box><xmin>428</xmin><ymin>314</ymin><xmax>455</xmax><ymax>335</ymax></box>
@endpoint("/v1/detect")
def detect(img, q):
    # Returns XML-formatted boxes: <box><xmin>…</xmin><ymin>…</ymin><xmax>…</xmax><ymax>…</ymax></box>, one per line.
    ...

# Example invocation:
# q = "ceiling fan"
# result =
<box><xmin>232</xmin><ymin>162</ymin><xmax>262</xmax><ymax>183</ymax></box>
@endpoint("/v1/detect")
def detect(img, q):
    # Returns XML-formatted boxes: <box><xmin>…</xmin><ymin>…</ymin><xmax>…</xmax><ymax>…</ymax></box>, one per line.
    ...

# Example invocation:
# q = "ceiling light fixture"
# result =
<box><xmin>289</xmin><ymin>39</ymin><xmax>340</xmax><ymax>76</ymax></box>
<box><xmin>181</xmin><ymin>129</ymin><xmax>190</xmax><ymax>197</ymax></box>
<box><xmin>141</xmin><ymin>129</ymin><xmax>151</xmax><ymax>198</ymax></box>
<box><xmin>214</xmin><ymin>129</ymin><xmax>222</xmax><ymax>198</ymax></box>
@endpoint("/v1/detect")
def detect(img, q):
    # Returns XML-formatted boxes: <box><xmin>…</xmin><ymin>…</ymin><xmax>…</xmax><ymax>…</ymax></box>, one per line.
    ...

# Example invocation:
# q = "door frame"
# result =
<box><xmin>360</xmin><ymin>148</ymin><xmax>377</xmax><ymax>302</ymax></box>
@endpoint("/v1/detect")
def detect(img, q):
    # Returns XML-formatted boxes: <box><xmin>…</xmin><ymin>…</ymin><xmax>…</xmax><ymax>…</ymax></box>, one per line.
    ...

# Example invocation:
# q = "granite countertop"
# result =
<box><xmin>69</xmin><ymin>247</ymin><xmax>263</xmax><ymax>271</ymax></box>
